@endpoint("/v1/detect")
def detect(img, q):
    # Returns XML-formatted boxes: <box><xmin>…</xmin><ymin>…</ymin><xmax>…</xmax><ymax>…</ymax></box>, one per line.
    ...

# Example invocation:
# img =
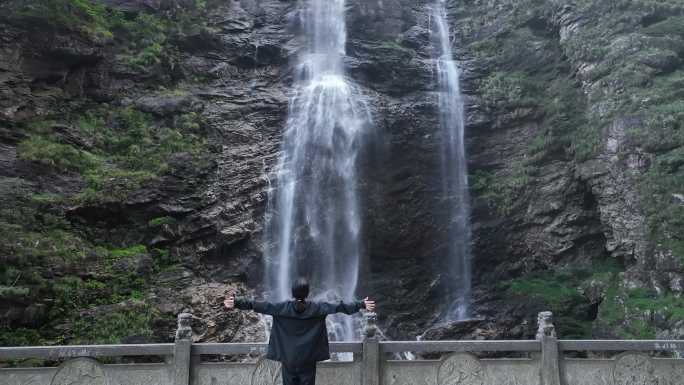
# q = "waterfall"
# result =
<box><xmin>432</xmin><ymin>0</ymin><xmax>472</xmax><ymax>321</ymax></box>
<box><xmin>263</xmin><ymin>0</ymin><xmax>368</xmax><ymax>347</ymax></box>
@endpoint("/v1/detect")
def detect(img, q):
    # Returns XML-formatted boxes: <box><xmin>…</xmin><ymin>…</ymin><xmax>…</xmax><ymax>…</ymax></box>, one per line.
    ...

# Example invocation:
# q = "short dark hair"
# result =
<box><xmin>291</xmin><ymin>277</ymin><xmax>310</xmax><ymax>300</ymax></box>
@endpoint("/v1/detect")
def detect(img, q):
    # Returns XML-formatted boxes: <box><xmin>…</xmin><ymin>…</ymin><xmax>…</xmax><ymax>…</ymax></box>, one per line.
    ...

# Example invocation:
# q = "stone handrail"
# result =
<box><xmin>5</xmin><ymin>339</ymin><xmax>684</xmax><ymax>360</ymax></box>
<box><xmin>191</xmin><ymin>342</ymin><xmax>363</xmax><ymax>355</ymax></box>
<box><xmin>0</xmin><ymin>344</ymin><xmax>175</xmax><ymax>359</ymax></box>
<box><xmin>1</xmin><ymin>311</ymin><xmax>683</xmax><ymax>385</ymax></box>
<box><xmin>380</xmin><ymin>340</ymin><xmax>542</xmax><ymax>352</ymax></box>
<box><xmin>558</xmin><ymin>340</ymin><xmax>684</xmax><ymax>351</ymax></box>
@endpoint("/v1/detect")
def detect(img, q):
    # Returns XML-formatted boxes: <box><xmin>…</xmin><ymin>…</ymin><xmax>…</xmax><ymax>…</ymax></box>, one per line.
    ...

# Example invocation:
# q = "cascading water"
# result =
<box><xmin>263</xmin><ymin>0</ymin><xmax>368</xmax><ymax>349</ymax></box>
<box><xmin>432</xmin><ymin>0</ymin><xmax>472</xmax><ymax>321</ymax></box>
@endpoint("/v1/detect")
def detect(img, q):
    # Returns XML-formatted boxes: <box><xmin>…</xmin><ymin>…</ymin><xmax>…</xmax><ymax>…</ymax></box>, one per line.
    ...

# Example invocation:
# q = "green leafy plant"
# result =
<box><xmin>15</xmin><ymin>0</ymin><xmax>118</xmax><ymax>40</ymax></box>
<box><xmin>109</xmin><ymin>244</ymin><xmax>147</xmax><ymax>259</ymax></box>
<box><xmin>639</xmin><ymin>147</ymin><xmax>684</xmax><ymax>263</ymax></box>
<box><xmin>16</xmin><ymin>106</ymin><xmax>207</xmax><ymax>203</ymax></box>
<box><xmin>17</xmin><ymin>136</ymin><xmax>100</xmax><ymax>172</ymax></box>
<box><xmin>0</xmin><ymin>328</ymin><xmax>43</xmax><ymax>347</ymax></box>
<box><xmin>470</xmin><ymin>161</ymin><xmax>531</xmax><ymax>216</ymax></box>
<box><xmin>500</xmin><ymin>259</ymin><xmax>624</xmax><ymax>338</ymax></box>
<box><xmin>71</xmin><ymin>303</ymin><xmax>155</xmax><ymax>344</ymax></box>
<box><xmin>148</xmin><ymin>217</ymin><xmax>176</xmax><ymax>227</ymax></box>
<box><xmin>597</xmin><ymin>284</ymin><xmax>684</xmax><ymax>339</ymax></box>
<box><xmin>115</xmin><ymin>13</ymin><xmax>168</xmax><ymax>70</ymax></box>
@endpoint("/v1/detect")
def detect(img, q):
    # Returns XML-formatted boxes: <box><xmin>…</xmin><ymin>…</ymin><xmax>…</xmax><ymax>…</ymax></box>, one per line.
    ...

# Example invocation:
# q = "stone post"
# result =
<box><xmin>174</xmin><ymin>312</ymin><xmax>193</xmax><ymax>385</ymax></box>
<box><xmin>537</xmin><ymin>311</ymin><xmax>561</xmax><ymax>385</ymax></box>
<box><xmin>362</xmin><ymin>312</ymin><xmax>380</xmax><ymax>385</ymax></box>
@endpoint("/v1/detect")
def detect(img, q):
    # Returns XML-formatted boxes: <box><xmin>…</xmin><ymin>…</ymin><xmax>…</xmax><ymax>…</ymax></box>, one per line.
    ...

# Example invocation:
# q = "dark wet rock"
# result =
<box><xmin>50</xmin><ymin>123</ymin><xmax>95</xmax><ymax>150</ymax></box>
<box><xmin>112</xmin><ymin>253</ymin><xmax>154</xmax><ymax>276</ymax></box>
<box><xmin>101</xmin><ymin>0</ymin><xmax>162</xmax><ymax>13</ymax></box>
<box><xmin>0</xmin><ymin>143</ymin><xmax>18</xmax><ymax>177</ymax></box>
<box><xmin>422</xmin><ymin>318</ymin><xmax>497</xmax><ymax>341</ymax></box>
<box><xmin>176</xmin><ymin>28</ymin><xmax>224</xmax><ymax>53</ymax></box>
<box><xmin>347</xmin><ymin>41</ymin><xmax>432</xmax><ymax>96</ymax></box>
<box><xmin>637</xmin><ymin>50</ymin><xmax>680</xmax><ymax>73</ymax></box>
<box><xmin>41</xmin><ymin>35</ymin><xmax>104</xmax><ymax>66</ymax></box>
<box><xmin>401</xmin><ymin>25</ymin><xmax>430</xmax><ymax>50</ymax></box>
<box><xmin>135</xmin><ymin>93</ymin><xmax>203</xmax><ymax>116</ymax></box>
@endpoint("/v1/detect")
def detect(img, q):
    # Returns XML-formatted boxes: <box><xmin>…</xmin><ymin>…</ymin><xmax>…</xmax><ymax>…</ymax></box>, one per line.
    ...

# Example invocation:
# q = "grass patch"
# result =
<box><xmin>81</xmin><ymin>107</ymin><xmax>206</xmax><ymax>173</ymax></box>
<box><xmin>639</xmin><ymin>147</ymin><xmax>684</xmax><ymax>263</ymax></box>
<box><xmin>0</xmin><ymin>184</ymin><xmax>164</xmax><ymax>346</ymax></box>
<box><xmin>0</xmin><ymin>1</ymin><xmax>212</xmax><ymax>349</ymax></box>
<box><xmin>17</xmin><ymin>136</ymin><xmax>100</xmax><ymax>172</ymax></box>
<box><xmin>79</xmin><ymin>168</ymin><xmax>158</xmax><ymax>204</ymax></box>
<box><xmin>71</xmin><ymin>302</ymin><xmax>156</xmax><ymax>344</ymax></box>
<box><xmin>643</xmin><ymin>16</ymin><xmax>684</xmax><ymax>37</ymax></box>
<box><xmin>0</xmin><ymin>286</ymin><xmax>30</xmax><ymax>299</ymax></box>
<box><xmin>474</xmin><ymin>28</ymin><xmax>595</xmax><ymax>162</ymax></box>
<box><xmin>572</xmin><ymin>123</ymin><xmax>603</xmax><ymax>162</ymax></box>
<box><xmin>0</xmin><ymin>328</ymin><xmax>43</xmax><ymax>347</ymax></box>
<box><xmin>13</xmin><ymin>0</ymin><xmax>116</xmax><ymax>40</ymax></box>
<box><xmin>479</xmin><ymin>71</ymin><xmax>542</xmax><ymax>111</ymax></box>
<box><xmin>19</xmin><ymin>106</ymin><xmax>207</xmax><ymax>203</ymax></box>
<box><xmin>113</xmin><ymin>13</ymin><xmax>168</xmax><ymax>70</ymax></box>
<box><xmin>148</xmin><ymin>216</ymin><xmax>176</xmax><ymax>227</ymax></box>
<box><xmin>49</xmin><ymin>270</ymin><xmax>147</xmax><ymax>320</ymax></box>
<box><xmin>4</xmin><ymin>0</ymin><xmax>209</xmax><ymax>70</ymax></box>
<box><xmin>507</xmin><ymin>277</ymin><xmax>581</xmax><ymax>309</ymax></box>
<box><xmin>500</xmin><ymin>259</ymin><xmax>623</xmax><ymax>338</ymax></box>
<box><xmin>109</xmin><ymin>244</ymin><xmax>147</xmax><ymax>259</ymax></box>
<box><xmin>470</xmin><ymin>161</ymin><xmax>531</xmax><ymax>216</ymax></box>
<box><xmin>1</xmin><ymin>224</ymin><xmax>91</xmax><ymax>265</ymax></box>
<box><xmin>532</xmin><ymin>77</ymin><xmax>591</xmax><ymax>161</ymax></box>
<box><xmin>504</xmin><ymin>271</ymin><xmax>591</xmax><ymax>338</ymax></box>
<box><xmin>598</xmin><ymin>284</ymin><xmax>684</xmax><ymax>339</ymax></box>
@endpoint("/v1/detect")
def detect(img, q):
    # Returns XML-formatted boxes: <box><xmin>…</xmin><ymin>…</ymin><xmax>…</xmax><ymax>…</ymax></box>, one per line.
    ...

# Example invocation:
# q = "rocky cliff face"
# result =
<box><xmin>1</xmin><ymin>0</ymin><xmax>683</xmax><ymax>348</ymax></box>
<box><xmin>452</xmin><ymin>0</ymin><xmax>684</xmax><ymax>340</ymax></box>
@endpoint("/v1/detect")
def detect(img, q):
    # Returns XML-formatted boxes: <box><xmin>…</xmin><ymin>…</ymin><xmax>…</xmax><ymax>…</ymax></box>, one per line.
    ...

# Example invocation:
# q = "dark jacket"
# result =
<box><xmin>235</xmin><ymin>298</ymin><xmax>364</xmax><ymax>366</ymax></box>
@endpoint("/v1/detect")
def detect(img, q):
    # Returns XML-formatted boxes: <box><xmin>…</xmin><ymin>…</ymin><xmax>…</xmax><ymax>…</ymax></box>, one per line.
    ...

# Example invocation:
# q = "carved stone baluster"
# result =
<box><xmin>174</xmin><ymin>312</ymin><xmax>193</xmax><ymax>385</ymax></box>
<box><xmin>362</xmin><ymin>311</ymin><xmax>380</xmax><ymax>385</ymax></box>
<box><xmin>364</xmin><ymin>311</ymin><xmax>378</xmax><ymax>341</ymax></box>
<box><xmin>537</xmin><ymin>311</ymin><xmax>561</xmax><ymax>385</ymax></box>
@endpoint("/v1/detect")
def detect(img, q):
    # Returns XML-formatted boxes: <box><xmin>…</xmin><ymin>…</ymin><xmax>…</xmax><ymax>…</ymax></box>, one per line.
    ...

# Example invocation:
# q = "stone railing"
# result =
<box><xmin>2</xmin><ymin>311</ymin><xmax>684</xmax><ymax>385</ymax></box>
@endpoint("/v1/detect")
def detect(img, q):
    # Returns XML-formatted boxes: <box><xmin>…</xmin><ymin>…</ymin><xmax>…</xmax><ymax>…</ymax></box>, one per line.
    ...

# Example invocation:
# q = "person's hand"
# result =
<box><xmin>224</xmin><ymin>293</ymin><xmax>235</xmax><ymax>310</ymax></box>
<box><xmin>363</xmin><ymin>297</ymin><xmax>376</xmax><ymax>312</ymax></box>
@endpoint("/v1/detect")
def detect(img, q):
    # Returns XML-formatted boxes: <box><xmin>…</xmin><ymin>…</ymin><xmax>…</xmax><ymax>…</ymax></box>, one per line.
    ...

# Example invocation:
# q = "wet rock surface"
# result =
<box><xmin>1</xmin><ymin>0</ymin><xmax>683</xmax><ymax>346</ymax></box>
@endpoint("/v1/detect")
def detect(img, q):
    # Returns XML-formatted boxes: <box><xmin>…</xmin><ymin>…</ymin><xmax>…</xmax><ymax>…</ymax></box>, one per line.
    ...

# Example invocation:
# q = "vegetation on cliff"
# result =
<box><xmin>463</xmin><ymin>0</ymin><xmax>684</xmax><ymax>339</ymax></box>
<box><xmin>1</xmin><ymin>0</ymin><xmax>684</xmax><ymax>353</ymax></box>
<box><xmin>0</xmin><ymin>0</ymin><xmax>213</xmax><ymax>349</ymax></box>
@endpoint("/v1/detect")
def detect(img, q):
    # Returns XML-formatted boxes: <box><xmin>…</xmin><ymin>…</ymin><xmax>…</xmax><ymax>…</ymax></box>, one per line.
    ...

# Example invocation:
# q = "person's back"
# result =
<box><xmin>262</xmin><ymin>300</ymin><xmax>362</xmax><ymax>366</ymax></box>
<box><xmin>224</xmin><ymin>278</ymin><xmax>375</xmax><ymax>385</ymax></box>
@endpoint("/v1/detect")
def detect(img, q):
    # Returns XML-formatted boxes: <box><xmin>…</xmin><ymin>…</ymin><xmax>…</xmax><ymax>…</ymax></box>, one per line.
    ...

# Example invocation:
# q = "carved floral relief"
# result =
<box><xmin>612</xmin><ymin>353</ymin><xmax>656</xmax><ymax>385</ymax></box>
<box><xmin>50</xmin><ymin>358</ymin><xmax>107</xmax><ymax>385</ymax></box>
<box><xmin>252</xmin><ymin>358</ymin><xmax>282</xmax><ymax>385</ymax></box>
<box><xmin>437</xmin><ymin>353</ymin><xmax>485</xmax><ymax>385</ymax></box>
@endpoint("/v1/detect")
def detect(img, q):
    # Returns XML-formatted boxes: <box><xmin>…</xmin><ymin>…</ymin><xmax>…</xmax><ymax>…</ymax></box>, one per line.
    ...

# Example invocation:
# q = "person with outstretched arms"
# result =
<box><xmin>224</xmin><ymin>277</ymin><xmax>376</xmax><ymax>385</ymax></box>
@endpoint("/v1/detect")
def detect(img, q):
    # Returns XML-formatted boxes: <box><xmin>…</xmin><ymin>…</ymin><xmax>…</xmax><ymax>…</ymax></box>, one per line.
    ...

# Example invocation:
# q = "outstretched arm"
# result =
<box><xmin>319</xmin><ymin>297</ymin><xmax>376</xmax><ymax>315</ymax></box>
<box><xmin>224</xmin><ymin>294</ymin><xmax>283</xmax><ymax>315</ymax></box>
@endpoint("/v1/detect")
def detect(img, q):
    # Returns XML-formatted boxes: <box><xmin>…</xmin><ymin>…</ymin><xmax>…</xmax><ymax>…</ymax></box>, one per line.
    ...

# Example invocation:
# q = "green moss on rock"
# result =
<box><xmin>639</xmin><ymin>147</ymin><xmax>684</xmax><ymax>263</ymax></box>
<box><xmin>12</xmin><ymin>0</ymin><xmax>117</xmax><ymax>40</ymax></box>
<box><xmin>18</xmin><ymin>106</ymin><xmax>207</xmax><ymax>204</ymax></box>
<box><xmin>71</xmin><ymin>301</ymin><xmax>156</xmax><ymax>344</ymax></box>
<box><xmin>500</xmin><ymin>259</ymin><xmax>623</xmax><ymax>338</ymax></box>
<box><xmin>597</xmin><ymin>284</ymin><xmax>684</xmax><ymax>339</ymax></box>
